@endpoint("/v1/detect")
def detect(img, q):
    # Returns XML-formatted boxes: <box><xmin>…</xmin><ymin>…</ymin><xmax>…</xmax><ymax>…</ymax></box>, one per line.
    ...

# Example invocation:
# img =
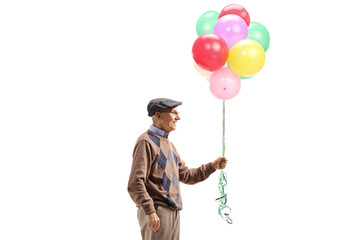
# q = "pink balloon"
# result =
<box><xmin>214</xmin><ymin>14</ymin><xmax>248</xmax><ymax>50</ymax></box>
<box><xmin>209</xmin><ymin>68</ymin><xmax>241</xmax><ymax>100</ymax></box>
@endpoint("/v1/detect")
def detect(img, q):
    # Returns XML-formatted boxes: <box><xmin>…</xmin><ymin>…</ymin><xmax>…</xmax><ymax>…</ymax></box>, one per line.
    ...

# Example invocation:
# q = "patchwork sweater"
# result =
<box><xmin>128</xmin><ymin>129</ymin><xmax>216</xmax><ymax>215</ymax></box>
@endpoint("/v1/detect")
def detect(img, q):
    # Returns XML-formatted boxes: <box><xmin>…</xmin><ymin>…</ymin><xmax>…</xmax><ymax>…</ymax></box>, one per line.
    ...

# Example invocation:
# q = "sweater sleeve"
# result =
<box><xmin>178</xmin><ymin>159</ymin><xmax>216</xmax><ymax>184</ymax></box>
<box><xmin>172</xmin><ymin>144</ymin><xmax>216</xmax><ymax>184</ymax></box>
<box><xmin>127</xmin><ymin>139</ymin><xmax>156</xmax><ymax>215</ymax></box>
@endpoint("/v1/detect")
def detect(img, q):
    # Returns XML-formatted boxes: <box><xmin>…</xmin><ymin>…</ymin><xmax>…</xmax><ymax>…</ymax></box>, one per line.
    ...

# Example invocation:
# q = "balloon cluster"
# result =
<box><xmin>192</xmin><ymin>4</ymin><xmax>270</xmax><ymax>100</ymax></box>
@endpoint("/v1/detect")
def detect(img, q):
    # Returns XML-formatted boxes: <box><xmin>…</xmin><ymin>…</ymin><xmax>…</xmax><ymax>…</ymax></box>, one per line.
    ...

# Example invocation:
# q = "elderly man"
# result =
<box><xmin>128</xmin><ymin>98</ymin><xmax>228</xmax><ymax>240</ymax></box>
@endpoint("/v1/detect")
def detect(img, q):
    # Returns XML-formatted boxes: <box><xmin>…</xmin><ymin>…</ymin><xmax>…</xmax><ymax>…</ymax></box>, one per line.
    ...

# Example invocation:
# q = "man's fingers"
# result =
<box><xmin>147</xmin><ymin>220</ymin><xmax>154</xmax><ymax>231</ymax></box>
<box><xmin>149</xmin><ymin>221</ymin><xmax>157</xmax><ymax>231</ymax></box>
<box><xmin>220</xmin><ymin>158</ymin><xmax>228</xmax><ymax>168</ymax></box>
<box><xmin>147</xmin><ymin>214</ymin><xmax>160</xmax><ymax>232</ymax></box>
<box><xmin>154</xmin><ymin>219</ymin><xmax>160</xmax><ymax>232</ymax></box>
<box><xmin>219</xmin><ymin>157</ymin><xmax>227</xmax><ymax>163</ymax></box>
<box><xmin>213</xmin><ymin>156</ymin><xmax>229</xmax><ymax>170</ymax></box>
<box><xmin>152</xmin><ymin>218</ymin><xmax>160</xmax><ymax>232</ymax></box>
<box><xmin>147</xmin><ymin>216</ymin><xmax>154</xmax><ymax>231</ymax></box>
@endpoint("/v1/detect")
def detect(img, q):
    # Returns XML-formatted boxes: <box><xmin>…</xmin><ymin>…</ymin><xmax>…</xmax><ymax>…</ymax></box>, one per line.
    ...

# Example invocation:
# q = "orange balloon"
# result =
<box><xmin>193</xmin><ymin>61</ymin><xmax>212</xmax><ymax>78</ymax></box>
<box><xmin>193</xmin><ymin>61</ymin><xmax>229</xmax><ymax>79</ymax></box>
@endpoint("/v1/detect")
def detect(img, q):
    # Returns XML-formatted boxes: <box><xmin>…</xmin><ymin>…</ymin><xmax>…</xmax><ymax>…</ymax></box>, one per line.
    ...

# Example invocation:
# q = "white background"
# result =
<box><xmin>1</xmin><ymin>0</ymin><xmax>360</xmax><ymax>239</ymax></box>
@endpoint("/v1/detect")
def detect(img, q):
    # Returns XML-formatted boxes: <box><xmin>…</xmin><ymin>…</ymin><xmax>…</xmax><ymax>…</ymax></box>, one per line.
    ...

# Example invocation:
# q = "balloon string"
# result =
<box><xmin>216</xmin><ymin>100</ymin><xmax>232</xmax><ymax>224</ymax></box>
<box><xmin>222</xmin><ymin>100</ymin><xmax>225</xmax><ymax>157</ymax></box>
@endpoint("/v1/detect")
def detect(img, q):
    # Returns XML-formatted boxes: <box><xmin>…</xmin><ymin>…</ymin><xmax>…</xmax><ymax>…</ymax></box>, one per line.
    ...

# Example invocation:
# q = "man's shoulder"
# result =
<box><xmin>136</xmin><ymin>130</ymin><xmax>151</xmax><ymax>142</ymax></box>
<box><xmin>136</xmin><ymin>130</ymin><xmax>161</xmax><ymax>148</ymax></box>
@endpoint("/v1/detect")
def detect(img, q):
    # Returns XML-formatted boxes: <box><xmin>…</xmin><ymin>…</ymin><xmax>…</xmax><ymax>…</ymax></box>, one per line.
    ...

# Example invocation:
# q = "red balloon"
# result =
<box><xmin>218</xmin><ymin>4</ymin><xmax>250</xmax><ymax>27</ymax></box>
<box><xmin>192</xmin><ymin>33</ymin><xmax>228</xmax><ymax>72</ymax></box>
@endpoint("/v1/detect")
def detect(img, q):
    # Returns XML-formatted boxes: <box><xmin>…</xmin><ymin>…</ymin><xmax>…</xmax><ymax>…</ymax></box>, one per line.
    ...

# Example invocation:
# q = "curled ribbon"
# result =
<box><xmin>216</xmin><ymin>169</ymin><xmax>232</xmax><ymax>224</ymax></box>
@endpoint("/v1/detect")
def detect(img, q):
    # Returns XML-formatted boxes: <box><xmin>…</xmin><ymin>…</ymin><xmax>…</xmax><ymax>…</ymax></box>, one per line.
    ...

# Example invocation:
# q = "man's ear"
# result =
<box><xmin>155</xmin><ymin>112</ymin><xmax>161</xmax><ymax>119</ymax></box>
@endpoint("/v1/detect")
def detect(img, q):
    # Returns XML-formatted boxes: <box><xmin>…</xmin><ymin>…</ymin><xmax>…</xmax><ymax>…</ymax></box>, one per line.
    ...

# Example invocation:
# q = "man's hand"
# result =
<box><xmin>146</xmin><ymin>212</ymin><xmax>160</xmax><ymax>232</ymax></box>
<box><xmin>212</xmin><ymin>156</ymin><xmax>228</xmax><ymax>170</ymax></box>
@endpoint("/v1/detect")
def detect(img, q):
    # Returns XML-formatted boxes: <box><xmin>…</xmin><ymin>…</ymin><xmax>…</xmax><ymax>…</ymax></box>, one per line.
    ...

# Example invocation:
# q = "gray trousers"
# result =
<box><xmin>137</xmin><ymin>206</ymin><xmax>180</xmax><ymax>240</ymax></box>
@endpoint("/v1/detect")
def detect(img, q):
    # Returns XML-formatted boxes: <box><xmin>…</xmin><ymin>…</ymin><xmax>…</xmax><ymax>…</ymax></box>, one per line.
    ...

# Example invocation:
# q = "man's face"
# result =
<box><xmin>156</xmin><ymin>107</ymin><xmax>181</xmax><ymax>133</ymax></box>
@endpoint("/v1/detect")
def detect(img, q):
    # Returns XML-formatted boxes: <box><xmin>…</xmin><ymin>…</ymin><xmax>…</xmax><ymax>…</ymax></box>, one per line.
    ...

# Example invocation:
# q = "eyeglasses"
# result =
<box><xmin>160</xmin><ymin>111</ymin><xmax>180</xmax><ymax>117</ymax></box>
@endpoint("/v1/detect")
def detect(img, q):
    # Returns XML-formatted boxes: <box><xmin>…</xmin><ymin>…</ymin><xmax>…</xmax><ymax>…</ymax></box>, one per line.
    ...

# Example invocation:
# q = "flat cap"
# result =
<box><xmin>147</xmin><ymin>98</ymin><xmax>182</xmax><ymax>117</ymax></box>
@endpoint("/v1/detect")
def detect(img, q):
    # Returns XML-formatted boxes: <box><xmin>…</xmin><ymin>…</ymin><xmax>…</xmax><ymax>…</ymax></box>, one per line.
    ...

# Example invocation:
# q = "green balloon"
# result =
<box><xmin>248</xmin><ymin>22</ymin><xmax>270</xmax><ymax>52</ymax></box>
<box><xmin>196</xmin><ymin>11</ymin><xmax>219</xmax><ymax>36</ymax></box>
<box><xmin>241</xmin><ymin>76</ymin><xmax>254</xmax><ymax>80</ymax></box>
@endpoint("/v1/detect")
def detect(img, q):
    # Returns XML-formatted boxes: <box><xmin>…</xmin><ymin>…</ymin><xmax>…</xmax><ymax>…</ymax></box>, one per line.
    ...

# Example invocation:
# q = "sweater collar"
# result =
<box><xmin>149</xmin><ymin>125</ymin><xmax>169</xmax><ymax>139</ymax></box>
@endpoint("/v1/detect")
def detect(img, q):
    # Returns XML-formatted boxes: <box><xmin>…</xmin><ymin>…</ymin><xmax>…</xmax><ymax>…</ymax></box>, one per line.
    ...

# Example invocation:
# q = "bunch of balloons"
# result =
<box><xmin>192</xmin><ymin>4</ymin><xmax>270</xmax><ymax>100</ymax></box>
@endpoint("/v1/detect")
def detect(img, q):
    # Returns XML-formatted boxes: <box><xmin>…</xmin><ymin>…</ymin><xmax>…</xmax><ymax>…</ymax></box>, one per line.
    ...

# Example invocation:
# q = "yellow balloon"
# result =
<box><xmin>228</xmin><ymin>39</ymin><xmax>266</xmax><ymax>77</ymax></box>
